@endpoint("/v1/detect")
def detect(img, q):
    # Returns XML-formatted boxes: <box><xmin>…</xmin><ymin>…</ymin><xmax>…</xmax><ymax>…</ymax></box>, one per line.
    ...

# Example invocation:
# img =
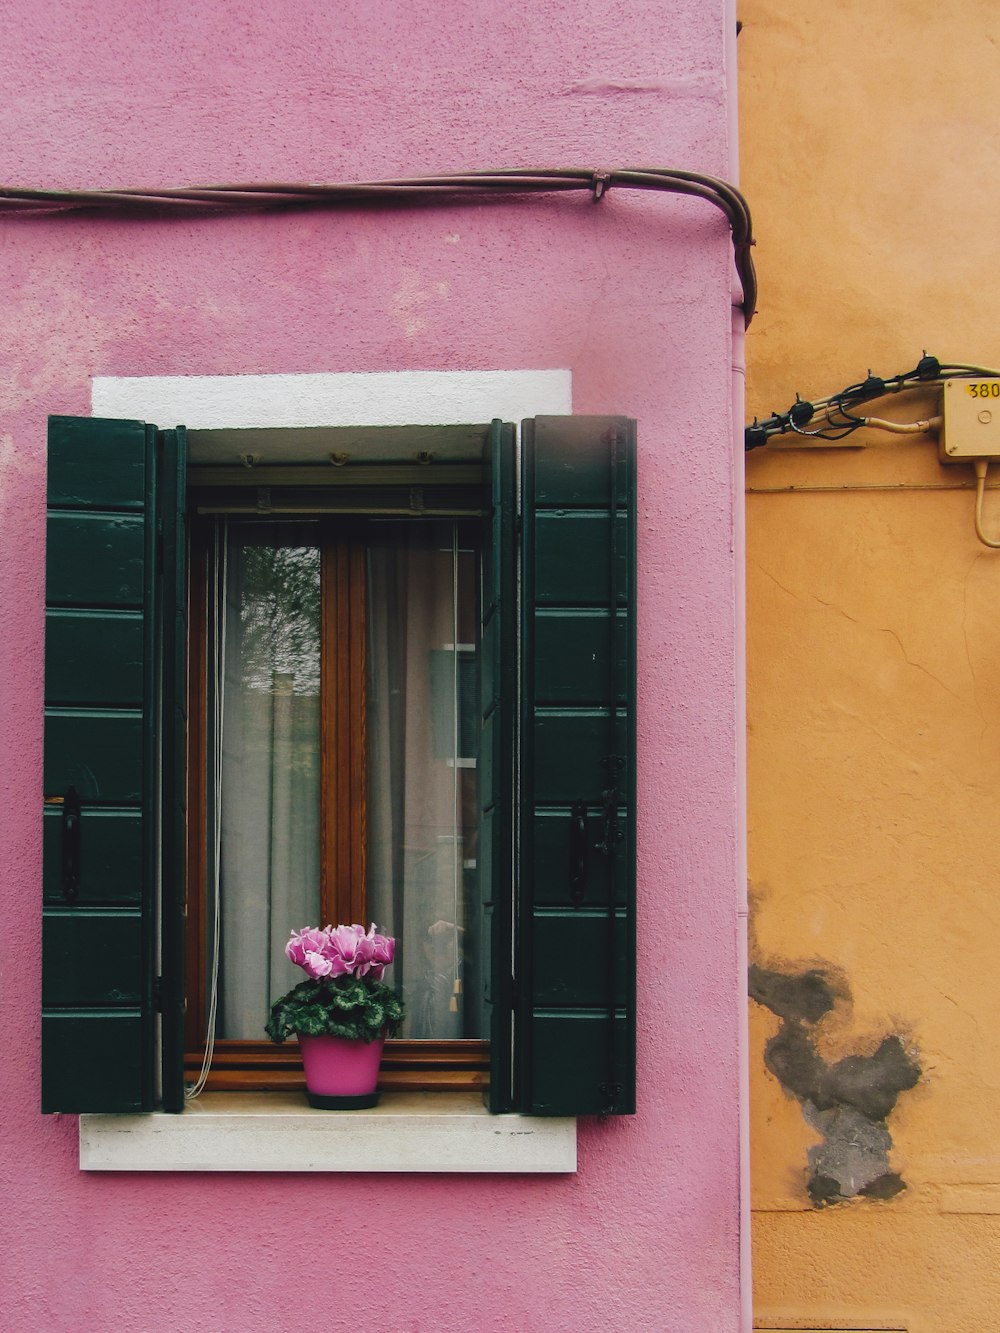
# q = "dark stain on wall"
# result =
<box><xmin>750</xmin><ymin>963</ymin><xmax>921</xmax><ymax>1206</ymax></box>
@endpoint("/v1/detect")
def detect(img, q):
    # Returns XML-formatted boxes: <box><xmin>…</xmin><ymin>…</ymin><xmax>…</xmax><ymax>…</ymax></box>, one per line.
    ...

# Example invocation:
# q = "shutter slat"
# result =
<box><xmin>531</xmin><ymin>912</ymin><xmax>629</xmax><ymax>1007</ymax></box>
<box><xmin>45</xmin><ymin>512</ymin><xmax>146</xmax><ymax>606</ymax></box>
<box><xmin>532</xmin><ymin>708</ymin><xmax>629</xmax><ymax>804</ymax></box>
<box><xmin>530</xmin><ymin>810</ymin><xmax>630</xmax><ymax>908</ymax></box>
<box><xmin>41</xmin><ymin>1014</ymin><xmax>146</xmax><ymax>1114</ymax></box>
<box><xmin>42</xmin><ymin>911</ymin><xmax>144</xmax><ymax>1006</ymax></box>
<box><xmin>519</xmin><ymin>416</ymin><xmax>636</xmax><ymax>1116</ymax></box>
<box><xmin>45</xmin><ymin>610</ymin><xmax>144</xmax><ymax>706</ymax></box>
<box><xmin>534</xmin><ymin>609</ymin><xmax>629</xmax><ymax>704</ymax></box>
<box><xmin>527</xmin><ymin>1015</ymin><xmax>633</xmax><ymax>1116</ymax></box>
<box><xmin>42</xmin><ymin>806</ymin><xmax>143</xmax><ymax>905</ymax></box>
<box><xmin>44</xmin><ymin>709</ymin><xmax>144</xmax><ymax>802</ymax></box>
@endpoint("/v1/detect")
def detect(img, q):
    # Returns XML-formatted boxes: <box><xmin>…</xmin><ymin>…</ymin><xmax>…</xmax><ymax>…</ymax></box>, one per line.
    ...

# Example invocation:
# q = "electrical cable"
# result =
<box><xmin>973</xmin><ymin>460</ymin><xmax>1000</xmax><ymax>549</ymax></box>
<box><xmin>186</xmin><ymin>518</ymin><xmax>227</xmax><ymax>1100</ymax></box>
<box><xmin>787</xmin><ymin>417</ymin><xmax>861</xmax><ymax>441</ymax></box>
<box><xmin>939</xmin><ymin>363</ymin><xmax>1000</xmax><ymax>377</ymax></box>
<box><xmin>0</xmin><ymin>166</ymin><xmax>757</xmax><ymax>320</ymax></box>
<box><xmin>858</xmin><ymin>415</ymin><xmax>943</xmax><ymax>435</ymax></box>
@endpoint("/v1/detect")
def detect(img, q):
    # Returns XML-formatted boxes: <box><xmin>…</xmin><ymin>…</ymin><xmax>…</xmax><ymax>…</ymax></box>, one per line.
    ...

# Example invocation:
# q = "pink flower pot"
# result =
<box><xmin>298</xmin><ymin>1033</ymin><xmax>386</xmax><ymax>1109</ymax></box>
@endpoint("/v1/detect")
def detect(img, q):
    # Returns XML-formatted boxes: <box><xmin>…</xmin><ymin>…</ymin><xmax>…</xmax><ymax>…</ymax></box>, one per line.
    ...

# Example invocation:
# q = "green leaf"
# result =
<box><xmin>265</xmin><ymin>975</ymin><xmax>405</xmax><ymax>1044</ymax></box>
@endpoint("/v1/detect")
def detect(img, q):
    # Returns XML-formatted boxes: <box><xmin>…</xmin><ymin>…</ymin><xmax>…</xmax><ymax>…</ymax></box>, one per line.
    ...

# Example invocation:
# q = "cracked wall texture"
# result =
<box><xmin>742</xmin><ymin>0</ymin><xmax>1000</xmax><ymax>1325</ymax></box>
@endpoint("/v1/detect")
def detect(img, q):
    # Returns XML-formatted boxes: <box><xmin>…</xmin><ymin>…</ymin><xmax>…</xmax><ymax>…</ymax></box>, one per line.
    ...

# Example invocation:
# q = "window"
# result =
<box><xmin>42</xmin><ymin>409</ymin><xmax>636</xmax><ymax>1118</ymax></box>
<box><xmin>186</xmin><ymin>510</ymin><xmax>490</xmax><ymax>1089</ymax></box>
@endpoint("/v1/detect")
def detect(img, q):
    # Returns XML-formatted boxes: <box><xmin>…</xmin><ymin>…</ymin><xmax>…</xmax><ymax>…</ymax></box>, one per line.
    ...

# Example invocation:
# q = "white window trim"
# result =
<box><xmin>81</xmin><ymin>1092</ymin><xmax>576</xmax><ymax>1173</ymax></box>
<box><xmin>92</xmin><ymin>368</ymin><xmax>572</xmax><ymax>429</ymax></box>
<box><xmin>81</xmin><ymin>368</ymin><xmax>576</xmax><ymax>1174</ymax></box>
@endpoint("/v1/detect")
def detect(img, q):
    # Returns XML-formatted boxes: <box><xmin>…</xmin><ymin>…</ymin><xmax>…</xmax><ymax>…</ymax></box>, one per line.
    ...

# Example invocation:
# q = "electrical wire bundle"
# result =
<box><xmin>745</xmin><ymin>355</ymin><xmax>1000</xmax><ymax>451</ymax></box>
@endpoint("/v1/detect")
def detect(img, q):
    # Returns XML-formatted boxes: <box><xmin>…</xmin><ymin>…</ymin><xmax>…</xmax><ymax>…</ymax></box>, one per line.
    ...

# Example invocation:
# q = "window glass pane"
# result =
<box><xmin>212</xmin><ymin>521</ymin><xmax>321</xmax><ymax>1039</ymax></box>
<box><xmin>365</xmin><ymin>521</ymin><xmax>482</xmax><ymax>1039</ymax></box>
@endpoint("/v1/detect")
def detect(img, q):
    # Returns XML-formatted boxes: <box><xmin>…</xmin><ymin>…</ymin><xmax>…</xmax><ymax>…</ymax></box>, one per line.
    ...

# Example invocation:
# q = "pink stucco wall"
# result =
<box><xmin>0</xmin><ymin>3</ymin><xmax>745</xmax><ymax>1330</ymax></box>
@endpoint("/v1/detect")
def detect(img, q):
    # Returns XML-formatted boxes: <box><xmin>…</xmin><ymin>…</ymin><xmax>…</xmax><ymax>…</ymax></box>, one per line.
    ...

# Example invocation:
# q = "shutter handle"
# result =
<box><xmin>569</xmin><ymin>799</ymin><xmax>588</xmax><ymax>906</ymax></box>
<box><xmin>62</xmin><ymin>786</ymin><xmax>81</xmax><ymax>903</ymax></box>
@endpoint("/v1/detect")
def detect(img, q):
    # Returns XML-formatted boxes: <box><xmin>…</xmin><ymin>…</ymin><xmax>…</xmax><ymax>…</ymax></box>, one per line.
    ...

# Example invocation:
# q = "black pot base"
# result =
<box><xmin>305</xmin><ymin>1090</ymin><xmax>380</xmax><ymax>1110</ymax></box>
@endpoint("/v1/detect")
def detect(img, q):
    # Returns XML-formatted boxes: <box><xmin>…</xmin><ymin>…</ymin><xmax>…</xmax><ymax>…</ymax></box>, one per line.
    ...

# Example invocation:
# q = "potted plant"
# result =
<box><xmin>265</xmin><ymin>924</ymin><xmax>404</xmax><ymax>1109</ymax></box>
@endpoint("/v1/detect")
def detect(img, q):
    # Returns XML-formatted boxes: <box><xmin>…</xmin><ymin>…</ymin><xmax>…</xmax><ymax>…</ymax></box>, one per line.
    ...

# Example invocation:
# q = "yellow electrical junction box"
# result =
<box><xmin>940</xmin><ymin>377</ymin><xmax>1000</xmax><ymax>462</ymax></box>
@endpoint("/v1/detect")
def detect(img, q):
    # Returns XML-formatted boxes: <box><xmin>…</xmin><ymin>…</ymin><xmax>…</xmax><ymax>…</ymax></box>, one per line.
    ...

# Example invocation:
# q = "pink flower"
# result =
<box><xmin>285</xmin><ymin>923</ymin><xmax>395</xmax><ymax>980</ymax></box>
<box><xmin>367</xmin><ymin>925</ymin><xmax>395</xmax><ymax>980</ymax></box>
<box><xmin>323</xmin><ymin>949</ymin><xmax>353</xmax><ymax>978</ymax></box>
<box><xmin>328</xmin><ymin>924</ymin><xmax>361</xmax><ymax>969</ymax></box>
<box><xmin>302</xmin><ymin>949</ymin><xmax>333</xmax><ymax>978</ymax></box>
<box><xmin>371</xmin><ymin>929</ymin><xmax>395</xmax><ymax>962</ymax></box>
<box><xmin>286</xmin><ymin>927</ymin><xmax>330</xmax><ymax>970</ymax></box>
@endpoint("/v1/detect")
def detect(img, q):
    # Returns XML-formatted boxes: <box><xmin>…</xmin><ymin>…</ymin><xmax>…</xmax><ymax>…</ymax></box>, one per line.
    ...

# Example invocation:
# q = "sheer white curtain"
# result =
<box><xmin>365</xmin><ymin>522</ymin><xmax>480</xmax><ymax>1039</ymax></box>
<box><xmin>214</xmin><ymin>522</ymin><xmax>322</xmax><ymax>1039</ymax></box>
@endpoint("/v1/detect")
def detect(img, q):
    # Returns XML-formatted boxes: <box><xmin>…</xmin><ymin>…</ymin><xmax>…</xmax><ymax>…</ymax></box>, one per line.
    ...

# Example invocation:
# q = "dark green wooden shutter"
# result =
<box><xmin>517</xmin><ymin>416</ymin><xmax>637</xmax><ymax>1115</ymax></box>
<box><xmin>479</xmin><ymin>420</ymin><xmax>516</xmax><ymax>1112</ymax></box>
<box><xmin>43</xmin><ymin>415</ymin><xmax>186</xmax><ymax>1113</ymax></box>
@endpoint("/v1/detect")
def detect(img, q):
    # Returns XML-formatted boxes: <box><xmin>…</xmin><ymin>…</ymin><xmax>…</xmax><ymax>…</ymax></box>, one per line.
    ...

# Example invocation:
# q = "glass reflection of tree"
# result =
<box><xmin>238</xmin><ymin>544</ymin><xmax>321</xmax><ymax>695</ymax></box>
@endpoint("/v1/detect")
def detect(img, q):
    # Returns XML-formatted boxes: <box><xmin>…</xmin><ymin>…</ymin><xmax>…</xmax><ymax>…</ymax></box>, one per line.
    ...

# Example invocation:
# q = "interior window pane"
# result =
<box><xmin>212</xmin><ymin>521</ymin><xmax>321</xmax><ymax>1039</ymax></box>
<box><xmin>365</xmin><ymin>521</ymin><xmax>481</xmax><ymax>1039</ymax></box>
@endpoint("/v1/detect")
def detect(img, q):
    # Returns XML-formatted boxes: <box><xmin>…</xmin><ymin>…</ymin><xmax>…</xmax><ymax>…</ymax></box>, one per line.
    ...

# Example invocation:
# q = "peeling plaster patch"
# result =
<box><xmin>750</xmin><ymin>963</ymin><xmax>921</xmax><ymax>1206</ymax></box>
<box><xmin>748</xmin><ymin>964</ymin><xmax>840</xmax><ymax>1025</ymax></box>
<box><xmin>805</xmin><ymin>1106</ymin><xmax>902</xmax><ymax>1204</ymax></box>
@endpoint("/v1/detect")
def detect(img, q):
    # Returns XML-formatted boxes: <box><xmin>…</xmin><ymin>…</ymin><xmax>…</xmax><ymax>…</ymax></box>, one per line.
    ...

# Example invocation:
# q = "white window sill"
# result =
<box><xmin>79</xmin><ymin>1090</ymin><xmax>577</xmax><ymax>1173</ymax></box>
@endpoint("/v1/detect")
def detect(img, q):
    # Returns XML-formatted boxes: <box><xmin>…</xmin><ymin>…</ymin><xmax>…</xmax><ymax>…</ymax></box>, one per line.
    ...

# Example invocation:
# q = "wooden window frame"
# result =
<box><xmin>184</xmin><ymin>512</ymin><xmax>488</xmax><ymax>1093</ymax></box>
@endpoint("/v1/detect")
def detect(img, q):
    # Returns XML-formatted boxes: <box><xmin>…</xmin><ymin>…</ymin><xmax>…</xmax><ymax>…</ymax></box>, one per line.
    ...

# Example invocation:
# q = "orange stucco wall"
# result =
<box><xmin>741</xmin><ymin>3</ymin><xmax>1000</xmax><ymax>1329</ymax></box>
